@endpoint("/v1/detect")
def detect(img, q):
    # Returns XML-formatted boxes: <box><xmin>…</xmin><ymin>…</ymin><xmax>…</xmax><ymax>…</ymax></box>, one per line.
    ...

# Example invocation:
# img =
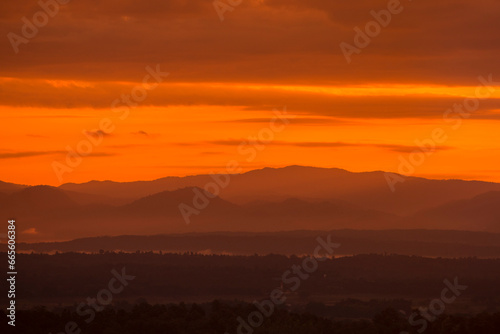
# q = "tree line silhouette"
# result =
<box><xmin>3</xmin><ymin>300</ymin><xmax>500</xmax><ymax>333</ymax></box>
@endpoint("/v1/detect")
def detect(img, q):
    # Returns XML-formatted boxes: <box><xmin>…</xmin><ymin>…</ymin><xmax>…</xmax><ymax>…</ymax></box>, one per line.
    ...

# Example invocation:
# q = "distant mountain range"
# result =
<box><xmin>2</xmin><ymin>166</ymin><xmax>500</xmax><ymax>242</ymax></box>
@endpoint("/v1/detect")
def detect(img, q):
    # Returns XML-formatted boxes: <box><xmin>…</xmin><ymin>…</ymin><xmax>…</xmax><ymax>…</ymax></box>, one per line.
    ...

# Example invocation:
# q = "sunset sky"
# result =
<box><xmin>1</xmin><ymin>0</ymin><xmax>500</xmax><ymax>186</ymax></box>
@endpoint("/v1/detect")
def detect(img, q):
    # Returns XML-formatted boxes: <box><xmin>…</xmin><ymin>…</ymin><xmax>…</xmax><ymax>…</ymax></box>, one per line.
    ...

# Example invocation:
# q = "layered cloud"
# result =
<box><xmin>206</xmin><ymin>139</ymin><xmax>454</xmax><ymax>153</ymax></box>
<box><xmin>1</xmin><ymin>0</ymin><xmax>499</xmax><ymax>85</ymax></box>
<box><xmin>2</xmin><ymin>78</ymin><xmax>500</xmax><ymax>119</ymax></box>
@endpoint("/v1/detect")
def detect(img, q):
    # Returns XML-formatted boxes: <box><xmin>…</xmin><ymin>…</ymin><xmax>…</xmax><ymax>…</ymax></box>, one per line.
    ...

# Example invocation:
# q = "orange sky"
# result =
<box><xmin>1</xmin><ymin>0</ymin><xmax>500</xmax><ymax>186</ymax></box>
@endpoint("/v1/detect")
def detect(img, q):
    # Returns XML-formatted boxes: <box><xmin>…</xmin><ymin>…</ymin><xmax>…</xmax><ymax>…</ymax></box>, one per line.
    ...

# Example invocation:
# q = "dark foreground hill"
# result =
<box><xmin>3</xmin><ymin>252</ymin><xmax>500</xmax><ymax>322</ymax></box>
<box><xmin>5</xmin><ymin>301</ymin><xmax>500</xmax><ymax>334</ymax></box>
